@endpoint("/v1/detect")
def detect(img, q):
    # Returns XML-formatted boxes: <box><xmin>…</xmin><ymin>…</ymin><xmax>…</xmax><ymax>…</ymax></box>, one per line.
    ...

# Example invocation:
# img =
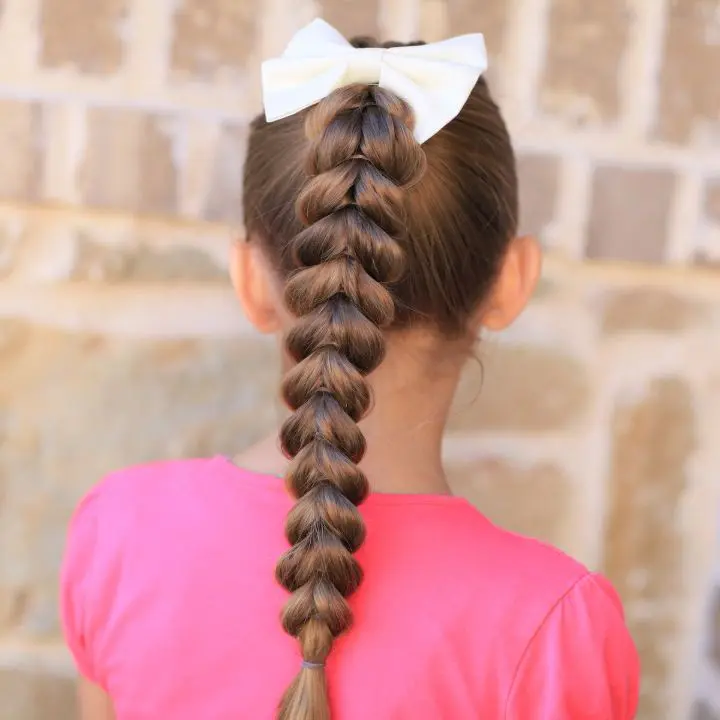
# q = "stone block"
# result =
<box><xmin>705</xmin><ymin>180</ymin><xmax>720</xmax><ymax>225</ymax></box>
<box><xmin>0</xmin><ymin>669</ymin><xmax>76</xmax><ymax>720</ymax></box>
<box><xmin>692</xmin><ymin>700</ymin><xmax>720</xmax><ymax>720</ymax></box>
<box><xmin>170</xmin><ymin>0</ymin><xmax>256</xmax><ymax>79</ymax></box>
<box><xmin>318</xmin><ymin>0</ymin><xmax>380</xmax><ymax>40</ymax></box>
<box><xmin>540</xmin><ymin>0</ymin><xmax>630</xmax><ymax>125</ymax></box>
<box><xmin>0</xmin><ymin>217</ymin><xmax>23</xmax><ymax>278</ymax></box>
<box><xmin>586</xmin><ymin>166</ymin><xmax>676</xmax><ymax>263</ymax></box>
<box><xmin>446</xmin><ymin>0</ymin><xmax>509</xmax><ymax>57</ymax></box>
<box><xmin>708</xmin><ymin>585</ymin><xmax>720</xmax><ymax>669</ymax></box>
<box><xmin>602</xmin><ymin>377</ymin><xmax>696</xmax><ymax>720</ymax></box>
<box><xmin>601</xmin><ymin>289</ymin><xmax>701</xmax><ymax>335</ymax></box>
<box><xmin>448</xmin><ymin>344</ymin><xmax>590</xmax><ymax>433</ymax></box>
<box><xmin>39</xmin><ymin>0</ymin><xmax>128</xmax><ymax>74</ymax></box>
<box><xmin>81</xmin><ymin>108</ymin><xmax>178</xmax><ymax>216</ymax></box>
<box><xmin>516</xmin><ymin>153</ymin><xmax>560</xmax><ymax>237</ymax></box>
<box><xmin>70</xmin><ymin>234</ymin><xmax>227</xmax><ymax>282</ymax></box>
<box><xmin>205</xmin><ymin>123</ymin><xmax>248</xmax><ymax>225</ymax></box>
<box><xmin>654</xmin><ymin>0</ymin><xmax>720</xmax><ymax>144</ymax></box>
<box><xmin>0</xmin><ymin>101</ymin><xmax>43</xmax><ymax>202</ymax></box>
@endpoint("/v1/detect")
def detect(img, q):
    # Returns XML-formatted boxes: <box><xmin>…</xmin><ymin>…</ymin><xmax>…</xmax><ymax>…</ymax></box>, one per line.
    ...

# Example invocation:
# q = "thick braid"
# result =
<box><xmin>276</xmin><ymin>84</ymin><xmax>426</xmax><ymax>720</ymax></box>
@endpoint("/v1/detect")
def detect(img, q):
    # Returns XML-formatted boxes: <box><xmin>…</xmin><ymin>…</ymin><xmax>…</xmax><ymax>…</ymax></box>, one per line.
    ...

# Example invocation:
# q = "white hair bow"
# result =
<box><xmin>261</xmin><ymin>19</ymin><xmax>488</xmax><ymax>144</ymax></box>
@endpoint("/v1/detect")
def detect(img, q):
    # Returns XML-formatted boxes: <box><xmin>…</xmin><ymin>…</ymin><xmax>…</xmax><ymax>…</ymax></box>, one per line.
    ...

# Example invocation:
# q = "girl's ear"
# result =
<box><xmin>476</xmin><ymin>235</ymin><xmax>542</xmax><ymax>331</ymax></box>
<box><xmin>230</xmin><ymin>239</ymin><xmax>283</xmax><ymax>335</ymax></box>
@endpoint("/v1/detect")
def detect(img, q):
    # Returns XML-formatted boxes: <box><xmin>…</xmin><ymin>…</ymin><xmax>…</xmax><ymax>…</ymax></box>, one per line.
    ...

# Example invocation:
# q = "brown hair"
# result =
<box><xmin>243</xmin><ymin>36</ymin><xmax>517</xmax><ymax>720</ymax></box>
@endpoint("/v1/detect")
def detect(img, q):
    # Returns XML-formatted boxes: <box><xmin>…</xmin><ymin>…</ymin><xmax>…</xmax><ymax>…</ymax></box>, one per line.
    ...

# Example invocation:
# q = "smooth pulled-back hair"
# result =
<box><xmin>243</xmin><ymin>35</ymin><xmax>518</xmax><ymax>720</ymax></box>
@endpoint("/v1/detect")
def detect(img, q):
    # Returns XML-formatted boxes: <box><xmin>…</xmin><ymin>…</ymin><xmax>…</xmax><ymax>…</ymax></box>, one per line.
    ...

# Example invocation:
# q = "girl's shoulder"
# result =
<box><xmin>443</xmin><ymin>521</ymin><xmax>639</xmax><ymax>716</ymax></box>
<box><xmin>66</xmin><ymin>456</ymin><xmax>258</xmax><ymax>531</ymax></box>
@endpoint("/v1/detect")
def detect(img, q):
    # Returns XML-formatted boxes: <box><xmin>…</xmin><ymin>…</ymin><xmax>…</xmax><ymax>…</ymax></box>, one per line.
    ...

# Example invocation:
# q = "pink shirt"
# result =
<box><xmin>61</xmin><ymin>457</ymin><xmax>640</xmax><ymax>719</ymax></box>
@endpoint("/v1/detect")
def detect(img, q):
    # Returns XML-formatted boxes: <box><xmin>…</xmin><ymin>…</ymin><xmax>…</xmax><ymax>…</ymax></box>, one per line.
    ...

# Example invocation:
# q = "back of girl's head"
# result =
<box><xmin>242</xmin><ymin>34</ymin><xmax>520</xmax><ymax>720</ymax></box>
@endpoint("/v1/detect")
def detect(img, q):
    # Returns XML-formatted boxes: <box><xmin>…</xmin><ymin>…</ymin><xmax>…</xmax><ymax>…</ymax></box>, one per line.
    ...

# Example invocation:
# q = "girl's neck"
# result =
<box><xmin>235</xmin><ymin>335</ymin><xmax>465</xmax><ymax>496</ymax></box>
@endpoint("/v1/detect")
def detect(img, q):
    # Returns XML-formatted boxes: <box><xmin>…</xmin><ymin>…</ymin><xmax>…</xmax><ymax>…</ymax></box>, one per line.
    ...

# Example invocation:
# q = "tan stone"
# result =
<box><xmin>71</xmin><ymin>235</ymin><xmax>226</xmax><ymax>282</ymax></box>
<box><xmin>601</xmin><ymin>289</ymin><xmax>701</xmax><ymax>335</ymax></box>
<box><xmin>81</xmin><ymin>109</ymin><xmax>177</xmax><ymax>216</ymax></box>
<box><xmin>0</xmin><ymin>669</ymin><xmax>76</xmax><ymax>720</ymax></box>
<box><xmin>0</xmin><ymin>222</ymin><xmax>21</xmax><ymax>278</ymax></box>
<box><xmin>531</xmin><ymin>277</ymin><xmax>557</xmax><ymax>300</ymax></box>
<box><xmin>448</xmin><ymin>344</ymin><xmax>590</xmax><ymax>432</ymax></box>
<box><xmin>0</xmin><ymin>101</ymin><xmax>42</xmax><ymax>202</ymax></box>
<box><xmin>654</xmin><ymin>0</ymin><xmax>720</xmax><ymax>144</ymax></box>
<box><xmin>170</xmin><ymin>0</ymin><xmax>256</xmax><ymax>79</ymax></box>
<box><xmin>602</xmin><ymin>377</ymin><xmax>695</xmax><ymax>720</ymax></box>
<box><xmin>516</xmin><ymin>153</ymin><xmax>560</xmax><ymax>236</ymax></box>
<box><xmin>449</xmin><ymin>458</ymin><xmax>571</xmax><ymax>548</ymax></box>
<box><xmin>0</xmin><ymin>319</ymin><xmax>32</xmax><ymax>361</ymax></box>
<box><xmin>0</xmin><ymin>587</ymin><xmax>30</xmax><ymax>631</ymax></box>
<box><xmin>0</xmin><ymin>321</ymin><xmax>281</xmax><ymax>636</ymax></box>
<box><xmin>540</xmin><ymin>0</ymin><xmax>629</xmax><ymax>124</ymax></box>
<box><xmin>447</xmin><ymin>0</ymin><xmax>508</xmax><ymax>57</ymax></box>
<box><xmin>705</xmin><ymin>180</ymin><xmax>720</xmax><ymax>224</ymax></box>
<box><xmin>318</xmin><ymin>0</ymin><xmax>380</xmax><ymax>40</ymax></box>
<box><xmin>39</xmin><ymin>0</ymin><xmax>128</xmax><ymax>74</ymax></box>
<box><xmin>205</xmin><ymin>123</ymin><xmax>247</xmax><ymax>224</ymax></box>
<box><xmin>587</xmin><ymin>167</ymin><xmax>676</xmax><ymax>263</ymax></box>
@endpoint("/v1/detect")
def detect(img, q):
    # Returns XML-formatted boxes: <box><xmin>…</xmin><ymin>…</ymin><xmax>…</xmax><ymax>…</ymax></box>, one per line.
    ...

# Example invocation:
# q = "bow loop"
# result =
<box><xmin>261</xmin><ymin>19</ymin><xmax>487</xmax><ymax>144</ymax></box>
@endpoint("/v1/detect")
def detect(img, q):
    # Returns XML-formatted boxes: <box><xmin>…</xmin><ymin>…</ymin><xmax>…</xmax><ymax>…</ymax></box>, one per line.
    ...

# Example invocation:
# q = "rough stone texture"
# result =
<box><xmin>171</xmin><ymin>0</ymin><xmax>256</xmax><ymax>79</ymax></box>
<box><xmin>531</xmin><ymin>276</ymin><xmax>557</xmax><ymax>300</ymax></box>
<box><xmin>71</xmin><ymin>235</ymin><xmax>227</xmax><ymax>282</ymax></box>
<box><xmin>692</xmin><ymin>700</ymin><xmax>720</xmax><ymax>720</ymax></box>
<box><xmin>448</xmin><ymin>344</ymin><xmax>590</xmax><ymax>432</ymax></box>
<box><xmin>601</xmin><ymin>288</ymin><xmax>700</xmax><ymax>335</ymax></box>
<box><xmin>318</xmin><ymin>0</ymin><xmax>380</xmax><ymax>40</ymax></box>
<box><xmin>516</xmin><ymin>153</ymin><xmax>560</xmax><ymax>236</ymax></box>
<box><xmin>708</xmin><ymin>586</ymin><xmax>720</xmax><ymax>669</ymax></box>
<box><xmin>541</xmin><ymin>0</ymin><xmax>631</xmax><ymax>124</ymax></box>
<box><xmin>39</xmin><ymin>0</ymin><xmax>128</xmax><ymax>74</ymax></box>
<box><xmin>0</xmin><ymin>101</ymin><xmax>43</xmax><ymax>202</ymax></box>
<box><xmin>446</xmin><ymin>0</ymin><xmax>509</xmax><ymax>57</ymax></box>
<box><xmin>81</xmin><ymin>109</ymin><xmax>178</xmax><ymax>216</ymax></box>
<box><xmin>603</xmin><ymin>377</ymin><xmax>695</xmax><ymax>720</ymax></box>
<box><xmin>654</xmin><ymin>0</ymin><xmax>720</xmax><ymax>144</ymax></box>
<box><xmin>0</xmin><ymin>220</ymin><xmax>21</xmax><ymax>278</ymax></box>
<box><xmin>705</xmin><ymin>180</ymin><xmax>720</xmax><ymax>224</ymax></box>
<box><xmin>0</xmin><ymin>322</ymin><xmax>280</xmax><ymax>637</ymax></box>
<box><xmin>586</xmin><ymin>167</ymin><xmax>676</xmax><ymax>263</ymax></box>
<box><xmin>0</xmin><ymin>669</ymin><xmax>76</xmax><ymax>720</ymax></box>
<box><xmin>449</xmin><ymin>458</ymin><xmax>570</xmax><ymax>548</ymax></box>
<box><xmin>205</xmin><ymin>123</ymin><xmax>247</xmax><ymax>224</ymax></box>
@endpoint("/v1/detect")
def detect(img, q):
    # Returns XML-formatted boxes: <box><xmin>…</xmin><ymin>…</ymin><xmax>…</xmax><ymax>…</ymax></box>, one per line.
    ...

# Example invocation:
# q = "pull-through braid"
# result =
<box><xmin>276</xmin><ymin>84</ymin><xmax>426</xmax><ymax>720</ymax></box>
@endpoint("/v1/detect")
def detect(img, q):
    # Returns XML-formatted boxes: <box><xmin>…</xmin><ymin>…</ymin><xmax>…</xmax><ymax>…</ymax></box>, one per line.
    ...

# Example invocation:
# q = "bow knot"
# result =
<box><xmin>345</xmin><ymin>47</ymin><xmax>386</xmax><ymax>85</ymax></box>
<box><xmin>261</xmin><ymin>19</ymin><xmax>488</xmax><ymax>144</ymax></box>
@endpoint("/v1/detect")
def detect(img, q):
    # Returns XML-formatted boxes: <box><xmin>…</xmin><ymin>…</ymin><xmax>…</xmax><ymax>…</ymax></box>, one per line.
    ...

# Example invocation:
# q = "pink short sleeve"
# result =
<box><xmin>505</xmin><ymin>573</ymin><xmax>640</xmax><ymax>719</ymax></box>
<box><xmin>60</xmin><ymin>489</ymin><xmax>103</xmax><ymax>686</ymax></box>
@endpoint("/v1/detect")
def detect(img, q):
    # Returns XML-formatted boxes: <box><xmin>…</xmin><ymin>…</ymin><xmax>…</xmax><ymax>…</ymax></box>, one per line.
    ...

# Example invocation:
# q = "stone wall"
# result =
<box><xmin>0</xmin><ymin>1</ymin><xmax>719</xmax><ymax>719</ymax></box>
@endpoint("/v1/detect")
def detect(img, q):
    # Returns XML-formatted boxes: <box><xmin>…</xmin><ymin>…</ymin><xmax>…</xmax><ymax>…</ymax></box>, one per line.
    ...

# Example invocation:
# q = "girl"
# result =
<box><xmin>61</xmin><ymin>19</ymin><xmax>640</xmax><ymax>720</ymax></box>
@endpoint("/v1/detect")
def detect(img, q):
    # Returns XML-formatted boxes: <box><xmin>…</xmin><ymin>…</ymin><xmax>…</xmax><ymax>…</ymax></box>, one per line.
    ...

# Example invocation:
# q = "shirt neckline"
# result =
<box><xmin>216</xmin><ymin>455</ymin><xmax>473</xmax><ymax>509</ymax></box>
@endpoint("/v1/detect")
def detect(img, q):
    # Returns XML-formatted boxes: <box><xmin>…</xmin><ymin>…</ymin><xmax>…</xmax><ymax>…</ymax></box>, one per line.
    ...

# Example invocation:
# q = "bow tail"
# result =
<box><xmin>379</xmin><ymin>59</ymin><xmax>482</xmax><ymax>143</ymax></box>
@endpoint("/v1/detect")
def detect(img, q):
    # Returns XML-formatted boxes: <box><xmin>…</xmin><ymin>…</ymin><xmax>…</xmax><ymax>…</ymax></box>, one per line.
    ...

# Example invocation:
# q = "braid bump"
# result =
<box><xmin>276</xmin><ymin>84</ymin><xmax>426</xmax><ymax>720</ymax></box>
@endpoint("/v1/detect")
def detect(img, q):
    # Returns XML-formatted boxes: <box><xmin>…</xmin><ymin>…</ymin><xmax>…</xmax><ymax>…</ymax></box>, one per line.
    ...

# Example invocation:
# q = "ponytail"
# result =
<box><xmin>276</xmin><ymin>84</ymin><xmax>426</xmax><ymax>720</ymax></box>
